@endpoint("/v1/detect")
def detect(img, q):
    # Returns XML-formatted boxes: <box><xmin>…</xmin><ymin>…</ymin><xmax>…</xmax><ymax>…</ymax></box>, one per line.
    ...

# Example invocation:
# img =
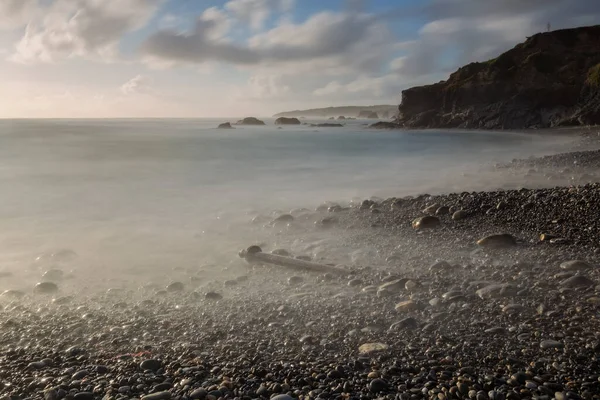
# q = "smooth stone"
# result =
<box><xmin>358</xmin><ymin>342</ymin><xmax>389</xmax><ymax>355</ymax></box>
<box><xmin>378</xmin><ymin>279</ymin><xmax>407</xmax><ymax>293</ymax></box>
<box><xmin>369</xmin><ymin>378</ymin><xmax>388</xmax><ymax>393</ymax></box>
<box><xmin>422</xmin><ymin>203</ymin><xmax>440</xmax><ymax>214</ymax></box>
<box><xmin>560</xmin><ymin>260</ymin><xmax>593</xmax><ymax>271</ymax></box>
<box><xmin>395</xmin><ymin>300</ymin><xmax>418</xmax><ymax>312</ymax></box>
<box><xmin>412</xmin><ymin>216</ymin><xmax>440</xmax><ymax>230</ymax></box>
<box><xmin>560</xmin><ymin>275</ymin><xmax>595</xmax><ymax>288</ymax></box>
<box><xmin>540</xmin><ymin>340</ymin><xmax>564</xmax><ymax>350</ymax></box>
<box><xmin>42</xmin><ymin>269</ymin><xmax>64</xmax><ymax>281</ymax></box>
<box><xmin>74</xmin><ymin>393</ymin><xmax>93</xmax><ymax>400</ymax></box>
<box><xmin>205</xmin><ymin>291</ymin><xmax>223</xmax><ymax>300</ymax></box>
<box><xmin>271</xmin><ymin>396</ymin><xmax>294</xmax><ymax>400</ymax></box>
<box><xmin>389</xmin><ymin>317</ymin><xmax>419</xmax><ymax>330</ymax></box>
<box><xmin>476</xmin><ymin>284</ymin><xmax>518</xmax><ymax>299</ymax></box>
<box><xmin>436</xmin><ymin>206</ymin><xmax>450</xmax><ymax>215</ymax></box>
<box><xmin>142</xmin><ymin>392</ymin><xmax>172</xmax><ymax>400</ymax></box>
<box><xmin>452</xmin><ymin>210</ymin><xmax>467</xmax><ymax>220</ymax></box>
<box><xmin>502</xmin><ymin>304</ymin><xmax>524</xmax><ymax>314</ymax></box>
<box><xmin>33</xmin><ymin>282</ymin><xmax>58</xmax><ymax>294</ymax></box>
<box><xmin>477</xmin><ymin>234</ymin><xmax>517</xmax><ymax>249</ymax></box>
<box><xmin>140</xmin><ymin>359</ymin><xmax>162</xmax><ymax>372</ymax></box>
<box><xmin>166</xmin><ymin>282</ymin><xmax>184</xmax><ymax>292</ymax></box>
<box><xmin>190</xmin><ymin>389</ymin><xmax>208</xmax><ymax>399</ymax></box>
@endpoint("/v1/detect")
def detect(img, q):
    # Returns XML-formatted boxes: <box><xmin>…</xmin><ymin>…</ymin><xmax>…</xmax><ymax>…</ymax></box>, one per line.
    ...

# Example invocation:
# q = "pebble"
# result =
<box><xmin>412</xmin><ymin>216</ymin><xmax>441</xmax><ymax>230</ymax></box>
<box><xmin>452</xmin><ymin>210</ymin><xmax>467</xmax><ymax>220</ymax></box>
<box><xmin>395</xmin><ymin>300</ymin><xmax>418</xmax><ymax>312</ymax></box>
<box><xmin>477</xmin><ymin>233</ymin><xmax>517</xmax><ymax>249</ymax></box>
<box><xmin>560</xmin><ymin>260</ymin><xmax>593</xmax><ymax>271</ymax></box>
<box><xmin>540</xmin><ymin>339</ymin><xmax>564</xmax><ymax>349</ymax></box>
<box><xmin>166</xmin><ymin>282</ymin><xmax>184</xmax><ymax>292</ymax></box>
<box><xmin>140</xmin><ymin>359</ymin><xmax>162</xmax><ymax>372</ymax></box>
<box><xmin>560</xmin><ymin>275</ymin><xmax>595</xmax><ymax>288</ymax></box>
<box><xmin>141</xmin><ymin>392</ymin><xmax>172</xmax><ymax>400</ymax></box>
<box><xmin>33</xmin><ymin>282</ymin><xmax>59</xmax><ymax>294</ymax></box>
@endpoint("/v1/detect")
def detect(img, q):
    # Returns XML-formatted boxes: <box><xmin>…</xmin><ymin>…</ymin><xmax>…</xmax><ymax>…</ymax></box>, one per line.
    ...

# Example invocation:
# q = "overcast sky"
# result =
<box><xmin>0</xmin><ymin>0</ymin><xmax>598</xmax><ymax>117</ymax></box>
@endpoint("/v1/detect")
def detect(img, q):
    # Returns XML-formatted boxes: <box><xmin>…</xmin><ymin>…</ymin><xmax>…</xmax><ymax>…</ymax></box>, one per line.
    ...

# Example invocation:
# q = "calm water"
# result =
<box><xmin>0</xmin><ymin>118</ymin><xmax>575</xmax><ymax>276</ymax></box>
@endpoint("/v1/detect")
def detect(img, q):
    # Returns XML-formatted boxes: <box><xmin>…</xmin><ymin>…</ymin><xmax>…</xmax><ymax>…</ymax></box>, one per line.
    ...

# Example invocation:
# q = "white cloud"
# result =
<box><xmin>0</xmin><ymin>0</ymin><xmax>39</xmax><ymax>30</ymax></box>
<box><xmin>225</xmin><ymin>0</ymin><xmax>294</xmax><ymax>31</ymax></box>
<box><xmin>11</xmin><ymin>0</ymin><xmax>161</xmax><ymax>63</ymax></box>
<box><xmin>120</xmin><ymin>74</ymin><xmax>151</xmax><ymax>95</ymax></box>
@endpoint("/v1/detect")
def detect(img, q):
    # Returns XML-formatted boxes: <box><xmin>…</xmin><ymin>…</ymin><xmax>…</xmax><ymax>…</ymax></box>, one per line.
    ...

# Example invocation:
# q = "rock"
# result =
<box><xmin>395</xmin><ymin>300</ymin><xmax>419</xmax><ymax>312</ymax></box>
<box><xmin>271</xmin><ymin>396</ymin><xmax>294</xmax><ymax>400</ymax></box>
<box><xmin>436</xmin><ymin>206</ymin><xmax>450</xmax><ymax>215</ymax></box>
<box><xmin>358</xmin><ymin>342</ymin><xmax>389</xmax><ymax>355</ymax></box>
<box><xmin>539</xmin><ymin>233</ymin><xmax>558</xmax><ymax>241</ymax></box>
<box><xmin>190</xmin><ymin>388</ymin><xmax>208</xmax><ymax>399</ymax></box>
<box><xmin>74</xmin><ymin>393</ymin><xmax>93</xmax><ymax>400</ymax></box>
<box><xmin>337</xmin><ymin>116</ymin><xmax>346</xmax><ymax>120</ymax></box>
<box><xmin>33</xmin><ymin>282</ymin><xmax>58</xmax><ymax>294</ymax></box>
<box><xmin>1</xmin><ymin>289</ymin><xmax>25</xmax><ymax>298</ymax></box>
<box><xmin>502</xmin><ymin>304</ymin><xmax>524</xmax><ymax>314</ymax></box>
<box><xmin>477</xmin><ymin>234</ymin><xmax>517</xmax><ymax>249</ymax></box>
<box><xmin>142</xmin><ymin>392</ymin><xmax>172</xmax><ymax>400</ymax></box>
<box><xmin>422</xmin><ymin>203</ymin><xmax>440</xmax><ymax>214</ymax></box>
<box><xmin>42</xmin><ymin>269</ymin><xmax>64</xmax><ymax>281</ymax></box>
<box><xmin>540</xmin><ymin>340</ymin><xmax>564</xmax><ymax>350</ymax></box>
<box><xmin>378</xmin><ymin>279</ymin><xmax>407</xmax><ymax>294</ymax></box>
<box><xmin>275</xmin><ymin>117</ymin><xmax>301</xmax><ymax>125</ymax></box>
<box><xmin>358</xmin><ymin>110</ymin><xmax>379</xmax><ymax>119</ymax></box>
<box><xmin>140</xmin><ymin>359</ymin><xmax>162</xmax><ymax>372</ymax></box>
<box><xmin>369</xmin><ymin>378</ymin><xmax>388</xmax><ymax>392</ymax></box>
<box><xmin>205</xmin><ymin>291</ymin><xmax>223</xmax><ymax>300</ymax></box>
<box><xmin>452</xmin><ymin>210</ymin><xmax>468</xmax><ymax>220</ymax></box>
<box><xmin>237</xmin><ymin>117</ymin><xmax>265</xmax><ymax>125</ymax></box>
<box><xmin>166</xmin><ymin>282</ymin><xmax>184</xmax><ymax>292</ymax></box>
<box><xmin>476</xmin><ymin>284</ymin><xmax>518</xmax><ymax>299</ymax></box>
<box><xmin>560</xmin><ymin>275</ymin><xmax>595</xmax><ymax>288</ymax></box>
<box><xmin>390</xmin><ymin>317</ymin><xmax>419</xmax><ymax>330</ymax></box>
<box><xmin>370</xmin><ymin>121</ymin><xmax>400</xmax><ymax>129</ymax></box>
<box><xmin>217</xmin><ymin>122</ymin><xmax>234</xmax><ymax>129</ymax></box>
<box><xmin>412</xmin><ymin>216</ymin><xmax>441</xmax><ymax>230</ymax></box>
<box><xmin>310</xmin><ymin>123</ymin><xmax>343</xmax><ymax>127</ymax></box>
<box><xmin>560</xmin><ymin>260</ymin><xmax>593</xmax><ymax>271</ymax></box>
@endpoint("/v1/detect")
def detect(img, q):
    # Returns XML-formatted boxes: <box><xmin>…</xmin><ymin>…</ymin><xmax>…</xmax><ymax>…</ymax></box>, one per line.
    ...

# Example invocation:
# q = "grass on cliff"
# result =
<box><xmin>587</xmin><ymin>63</ymin><xmax>600</xmax><ymax>87</ymax></box>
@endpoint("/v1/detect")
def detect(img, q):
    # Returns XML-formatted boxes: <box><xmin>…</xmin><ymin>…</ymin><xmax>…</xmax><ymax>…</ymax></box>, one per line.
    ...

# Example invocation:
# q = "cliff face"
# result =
<box><xmin>397</xmin><ymin>25</ymin><xmax>600</xmax><ymax>129</ymax></box>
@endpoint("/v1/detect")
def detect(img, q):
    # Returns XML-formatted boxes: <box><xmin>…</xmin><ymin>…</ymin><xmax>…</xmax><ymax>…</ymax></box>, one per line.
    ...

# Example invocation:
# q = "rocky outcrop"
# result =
<box><xmin>217</xmin><ymin>122</ymin><xmax>234</xmax><ymax>129</ymax></box>
<box><xmin>396</xmin><ymin>25</ymin><xmax>600</xmax><ymax>129</ymax></box>
<box><xmin>358</xmin><ymin>111</ymin><xmax>379</xmax><ymax>119</ymax></box>
<box><xmin>370</xmin><ymin>121</ymin><xmax>401</xmax><ymax>129</ymax></box>
<box><xmin>236</xmin><ymin>117</ymin><xmax>266</xmax><ymax>125</ymax></box>
<box><xmin>311</xmin><ymin>123</ymin><xmax>344</xmax><ymax>127</ymax></box>
<box><xmin>337</xmin><ymin>116</ymin><xmax>346</xmax><ymax>120</ymax></box>
<box><xmin>274</xmin><ymin>117</ymin><xmax>301</xmax><ymax>125</ymax></box>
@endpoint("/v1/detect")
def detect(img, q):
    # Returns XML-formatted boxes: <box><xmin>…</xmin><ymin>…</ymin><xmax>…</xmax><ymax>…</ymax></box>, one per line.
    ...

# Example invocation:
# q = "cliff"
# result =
<box><xmin>396</xmin><ymin>25</ymin><xmax>600</xmax><ymax>129</ymax></box>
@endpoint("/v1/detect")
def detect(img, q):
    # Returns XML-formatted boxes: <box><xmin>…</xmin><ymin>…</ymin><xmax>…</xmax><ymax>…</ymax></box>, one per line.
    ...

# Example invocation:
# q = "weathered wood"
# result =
<box><xmin>238</xmin><ymin>246</ymin><xmax>347</xmax><ymax>275</ymax></box>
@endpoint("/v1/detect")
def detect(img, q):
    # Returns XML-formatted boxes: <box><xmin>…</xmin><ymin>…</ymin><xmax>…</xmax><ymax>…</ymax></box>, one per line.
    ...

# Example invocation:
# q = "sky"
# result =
<box><xmin>0</xmin><ymin>0</ymin><xmax>598</xmax><ymax>118</ymax></box>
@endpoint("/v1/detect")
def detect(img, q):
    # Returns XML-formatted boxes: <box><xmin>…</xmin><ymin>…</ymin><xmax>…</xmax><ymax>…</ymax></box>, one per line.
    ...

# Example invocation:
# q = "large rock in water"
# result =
<box><xmin>236</xmin><ymin>117</ymin><xmax>265</xmax><ymax>125</ymax></box>
<box><xmin>217</xmin><ymin>122</ymin><xmax>234</xmax><ymax>129</ymax></box>
<box><xmin>395</xmin><ymin>25</ymin><xmax>600</xmax><ymax>129</ymax></box>
<box><xmin>358</xmin><ymin>111</ymin><xmax>379</xmax><ymax>119</ymax></box>
<box><xmin>274</xmin><ymin>117</ymin><xmax>301</xmax><ymax>125</ymax></box>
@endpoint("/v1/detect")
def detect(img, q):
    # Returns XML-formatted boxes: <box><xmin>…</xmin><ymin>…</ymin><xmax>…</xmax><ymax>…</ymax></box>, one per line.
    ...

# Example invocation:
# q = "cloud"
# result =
<box><xmin>225</xmin><ymin>0</ymin><xmax>294</xmax><ymax>31</ymax></box>
<box><xmin>120</xmin><ymin>74</ymin><xmax>151</xmax><ymax>95</ymax></box>
<box><xmin>11</xmin><ymin>0</ymin><xmax>161</xmax><ymax>63</ymax></box>
<box><xmin>390</xmin><ymin>0</ymin><xmax>600</xmax><ymax>78</ymax></box>
<box><xmin>141</xmin><ymin>9</ymin><xmax>395</xmax><ymax>76</ymax></box>
<box><xmin>0</xmin><ymin>0</ymin><xmax>39</xmax><ymax>30</ymax></box>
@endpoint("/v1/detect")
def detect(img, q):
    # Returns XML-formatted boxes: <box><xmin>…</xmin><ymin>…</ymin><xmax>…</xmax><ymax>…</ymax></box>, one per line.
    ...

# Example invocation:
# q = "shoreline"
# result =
<box><xmin>2</xmin><ymin>133</ymin><xmax>600</xmax><ymax>399</ymax></box>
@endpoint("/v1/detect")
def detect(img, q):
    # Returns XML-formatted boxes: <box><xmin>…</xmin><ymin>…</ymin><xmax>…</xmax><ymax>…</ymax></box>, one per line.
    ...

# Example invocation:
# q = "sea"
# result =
<box><xmin>0</xmin><ymin>118</ymin><xmax>577</xmax><ymax>286</ymax></box>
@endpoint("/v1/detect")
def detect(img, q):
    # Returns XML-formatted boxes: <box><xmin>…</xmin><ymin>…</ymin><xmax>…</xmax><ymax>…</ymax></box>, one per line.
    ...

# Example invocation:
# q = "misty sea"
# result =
<box><xmin>0</xmin><ymin>118</ymin><xmax>575</xmax><ymax>274</ymax></box>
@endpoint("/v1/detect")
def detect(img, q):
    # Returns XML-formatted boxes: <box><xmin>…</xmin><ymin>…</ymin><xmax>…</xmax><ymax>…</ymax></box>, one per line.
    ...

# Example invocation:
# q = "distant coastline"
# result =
<box><xmin>273</xmin><ymin>105</ymin><xmax>397</xmax><ymax>119</ymax></box>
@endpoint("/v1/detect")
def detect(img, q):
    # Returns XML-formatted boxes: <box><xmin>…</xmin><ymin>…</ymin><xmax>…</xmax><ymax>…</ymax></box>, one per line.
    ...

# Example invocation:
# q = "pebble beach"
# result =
<box><xmin>2</xmin><ymin>131</ymin><xmax>600</xmax><ymax>400</ymax></box>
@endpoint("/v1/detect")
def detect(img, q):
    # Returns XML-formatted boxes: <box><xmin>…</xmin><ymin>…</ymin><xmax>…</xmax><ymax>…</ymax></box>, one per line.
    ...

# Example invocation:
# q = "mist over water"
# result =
<box><xmin>0</xmin><ymin>119</ymin><xmax>578</xmax><ymax>292</ymax></box>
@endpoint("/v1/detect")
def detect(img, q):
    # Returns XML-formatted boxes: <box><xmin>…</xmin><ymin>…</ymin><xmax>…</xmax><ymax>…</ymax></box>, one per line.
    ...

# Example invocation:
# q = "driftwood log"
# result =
<box><xmin>238</xmin><ymin>246</ymin><xmax>347</xmax><ymax>275</ymax></box>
